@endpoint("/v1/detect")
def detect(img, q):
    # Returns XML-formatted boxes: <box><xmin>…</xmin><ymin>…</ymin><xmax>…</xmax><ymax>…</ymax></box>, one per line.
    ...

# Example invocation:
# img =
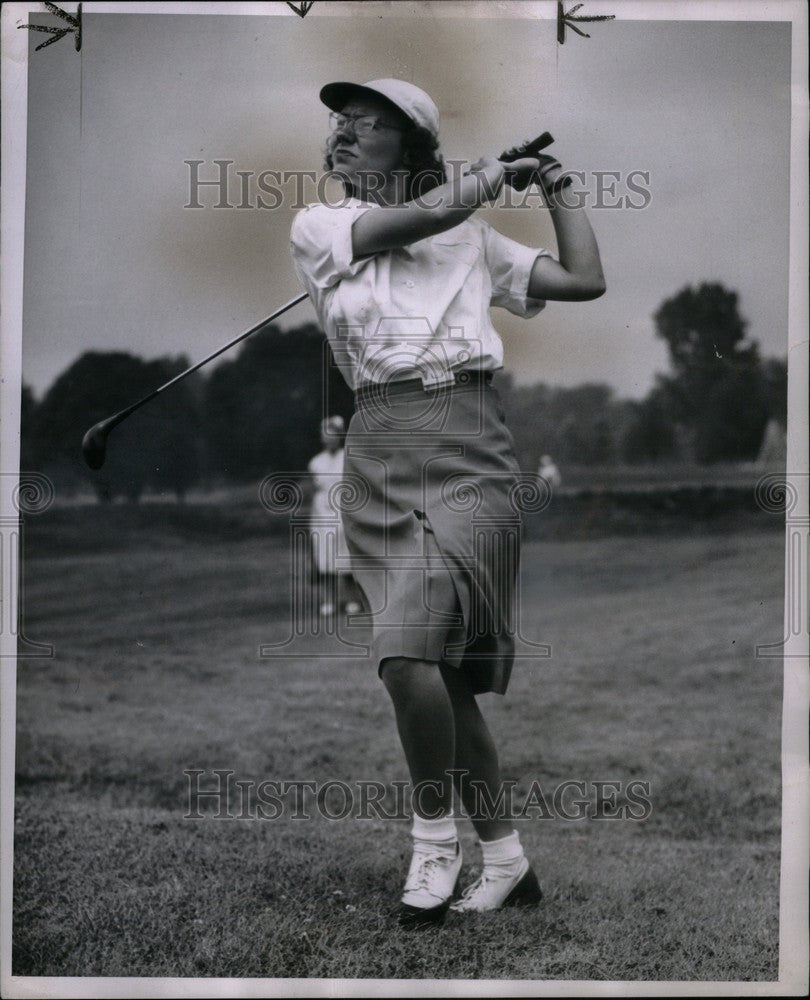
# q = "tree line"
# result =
<box><xmin>21</xmin><ymin>283</ymin><xmax>787</xmax><ymax>501</ymax></box>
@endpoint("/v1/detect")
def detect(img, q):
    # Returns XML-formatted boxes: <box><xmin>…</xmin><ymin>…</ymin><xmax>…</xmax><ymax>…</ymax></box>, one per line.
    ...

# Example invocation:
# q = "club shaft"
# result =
<box><xmin>107</xmin><ymin>291</ymin><xmax>309</xmax><ymax>429</ymax></box>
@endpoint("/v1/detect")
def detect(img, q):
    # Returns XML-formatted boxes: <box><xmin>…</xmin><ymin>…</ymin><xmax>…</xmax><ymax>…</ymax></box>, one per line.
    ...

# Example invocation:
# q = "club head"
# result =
<box><xmin>81</xmin><ymin>422</ymin><xmax>109</xmax><ymax>470</ymax></box>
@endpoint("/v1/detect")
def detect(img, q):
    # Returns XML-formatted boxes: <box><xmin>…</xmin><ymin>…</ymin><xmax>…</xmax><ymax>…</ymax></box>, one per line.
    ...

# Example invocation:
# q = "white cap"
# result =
<box><xmin>319</xmin><ymin>78</ymin><xmax>439</xmax><ymax>138</ymax></box>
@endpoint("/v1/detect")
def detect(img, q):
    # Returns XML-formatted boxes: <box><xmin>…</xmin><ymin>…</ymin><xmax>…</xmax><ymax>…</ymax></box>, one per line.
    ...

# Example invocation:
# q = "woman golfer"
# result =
<box><xmin>290</xmin><ymin>79</ymin><xmax>605</xmax><ymax>926</ymax></box>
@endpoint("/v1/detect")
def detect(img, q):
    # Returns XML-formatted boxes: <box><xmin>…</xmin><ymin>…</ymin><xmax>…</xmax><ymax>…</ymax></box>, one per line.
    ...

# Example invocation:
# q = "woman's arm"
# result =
<box><xmin>351</xmin><ymin>158</ymin><xmax>507</xmax><ymax>258</ymax></box>
<box><xmin>526</xmin><ymin>162</ymin><xmax>606</xmax><ymax>302</ymax></box>
<box><xmin>350</xmin><ymin>153</ymin><xmax>606</xmax><ymax>301</ymax></box>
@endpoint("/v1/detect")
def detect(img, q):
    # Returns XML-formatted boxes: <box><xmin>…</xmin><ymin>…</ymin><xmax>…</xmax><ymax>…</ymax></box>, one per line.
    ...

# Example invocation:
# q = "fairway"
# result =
<box><xmin>13</xmin><ymin>509</ymin><xmax>783</xmax><ymax>981</ymax></box>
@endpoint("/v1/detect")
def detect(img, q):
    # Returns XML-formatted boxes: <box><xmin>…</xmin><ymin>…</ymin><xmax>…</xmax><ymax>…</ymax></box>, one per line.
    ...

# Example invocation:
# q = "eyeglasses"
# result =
<box><xmin>328</xmin><ymin>112</ymin><xmax>407</xmax><ymax>137</ymax></box>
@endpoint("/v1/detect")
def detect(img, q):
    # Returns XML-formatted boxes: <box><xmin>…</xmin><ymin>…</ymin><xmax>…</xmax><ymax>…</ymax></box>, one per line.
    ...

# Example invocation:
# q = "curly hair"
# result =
<box><xmin>324</xmin><ymin>122</ymin><xmax>446</xmax><ymax>203</ymax></box>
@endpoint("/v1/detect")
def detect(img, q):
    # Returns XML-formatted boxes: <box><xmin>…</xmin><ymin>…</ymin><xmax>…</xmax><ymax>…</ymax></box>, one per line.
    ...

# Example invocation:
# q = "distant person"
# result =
<box><xmin>307</xmin><ymin>415</ymin><xmax>362</xmax><ymax>617</ymax></box>
<box><xmin>756</xmin><ymin>418</ymin><xmax>787</xmax><ymax>471</ymax></box>
<box><xmin>538</xmin><ymin>454</ymin><xmax>562</xmax><ymax>491</ymax></box>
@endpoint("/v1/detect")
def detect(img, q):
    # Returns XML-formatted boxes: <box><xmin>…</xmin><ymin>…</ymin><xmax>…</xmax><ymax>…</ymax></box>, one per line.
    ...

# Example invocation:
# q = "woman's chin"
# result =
<box><xmin>330</xmin><ymin>165</ymin><xmax>357</xmax><ymax>186</ymax></box>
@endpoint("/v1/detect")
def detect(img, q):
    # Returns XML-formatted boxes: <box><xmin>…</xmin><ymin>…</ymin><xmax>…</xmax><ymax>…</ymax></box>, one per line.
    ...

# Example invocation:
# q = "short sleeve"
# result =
<box><xmin>290</xmin><ymin>202</ymin><xmax>375</xmax><ymax>293</ymax></box>
<box><xmin>481</xmin><ymin>223</ymin><xmax>556</xmax><ymax>318</ymax></box>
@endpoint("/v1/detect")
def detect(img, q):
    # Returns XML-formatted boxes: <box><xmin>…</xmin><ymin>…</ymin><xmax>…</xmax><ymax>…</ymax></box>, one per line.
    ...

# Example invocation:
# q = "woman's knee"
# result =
<box><xmin>380</xmin><ymin>656</ymin><xmax>444</xmax><ymax>702</ymax></box>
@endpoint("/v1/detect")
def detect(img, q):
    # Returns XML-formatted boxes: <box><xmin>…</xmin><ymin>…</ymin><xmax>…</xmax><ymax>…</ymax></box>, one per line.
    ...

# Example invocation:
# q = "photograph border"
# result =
<box><xmin>1</xmin><ymin>2</ymin><xmax>807</xmax><ymax>997</ymax></box>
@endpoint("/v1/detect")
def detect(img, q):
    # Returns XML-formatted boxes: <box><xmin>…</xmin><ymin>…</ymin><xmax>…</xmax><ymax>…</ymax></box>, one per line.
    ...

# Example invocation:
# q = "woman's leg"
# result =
<box><xmin>381</xmin><ymin>656</ymin><xmax>462</xmax><ymax>924</ymax></box>
<box><xmin>439</xmin><ymin>662</ymin><xmax>543</xmax><ymax>912</ymax></box>
<box><xmin>380</xmin><ymin>655</ymin><xmax>515</xmax><ymax>833</ymax></box>
<box><xmin>379</xmin><ymin>657</ymin><xmax>455</xmax><ymax>817</ymax></box>
<box><xmin>438</xmin><ymin>662</ymin><xmax>514</xmax><ymax>841</ymax></box>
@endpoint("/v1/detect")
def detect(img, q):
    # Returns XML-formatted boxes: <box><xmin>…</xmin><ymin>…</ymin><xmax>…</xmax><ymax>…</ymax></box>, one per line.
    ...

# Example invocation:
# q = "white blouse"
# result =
<box><xmin>290</xmin><ymin>198</ymin><xmax>554</xmax><ymax>390</ymax></box>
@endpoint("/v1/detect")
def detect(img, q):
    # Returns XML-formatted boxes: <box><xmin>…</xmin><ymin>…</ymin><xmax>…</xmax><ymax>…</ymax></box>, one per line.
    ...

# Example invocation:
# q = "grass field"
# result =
<box><xmin>12</xmin><ymin>503</ymin><xmax>784</xmax><ymax>981</ymax></box>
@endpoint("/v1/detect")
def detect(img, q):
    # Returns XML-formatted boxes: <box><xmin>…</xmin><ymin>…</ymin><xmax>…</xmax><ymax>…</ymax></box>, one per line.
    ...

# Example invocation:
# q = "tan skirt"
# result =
<box><xmin>341</xmin><ymin>373</ymin><xmax>523</xmax><ymax>695</ymax></box>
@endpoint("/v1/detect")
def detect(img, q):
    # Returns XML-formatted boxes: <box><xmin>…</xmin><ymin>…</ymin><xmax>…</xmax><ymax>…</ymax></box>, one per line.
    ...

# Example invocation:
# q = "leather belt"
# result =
<box><xmin>354</xmin><ymin>369</ymin><xmax>493</xmax><ymax>405</ymax></box>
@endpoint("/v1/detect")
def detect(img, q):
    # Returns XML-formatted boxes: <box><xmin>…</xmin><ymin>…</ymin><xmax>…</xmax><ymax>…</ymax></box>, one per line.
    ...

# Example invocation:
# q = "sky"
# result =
<box><xmin>16</xmin><ymin>3</ymin><xmax>793</xmax><ymax>402</ymax></box>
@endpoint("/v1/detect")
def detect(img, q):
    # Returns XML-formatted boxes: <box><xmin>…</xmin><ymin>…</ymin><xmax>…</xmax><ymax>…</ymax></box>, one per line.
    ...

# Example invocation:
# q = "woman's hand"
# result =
<box><xmin>501</xmin><ymin>156</ymin><xmax>543</xmax><ymax>192</ymax></box>
<box><xmin>468</xmin><ymin>156</ymin><xmax>503</xmax><ymax>175</ymax></box>
<box><xmin>467</xmin><ymin>157</ymin><xmax>507</xmax><ymax>199</ymax></box>
<box><xmin>502</xmin><ymin>154</ymin><xmax>566</xmax><ymax>192</ymax></box>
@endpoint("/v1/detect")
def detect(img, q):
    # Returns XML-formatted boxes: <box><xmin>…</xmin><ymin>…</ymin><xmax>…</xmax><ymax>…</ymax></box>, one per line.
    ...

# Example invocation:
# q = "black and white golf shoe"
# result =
<box><xmin>397</xmin><ymin>842</ymin><xmax>462</xmax><ymax>929</ymax></box>
<box><xmin>450</xmin><ymin>857</ymin><xmax>543</xmax><ymax>913</ymax></box>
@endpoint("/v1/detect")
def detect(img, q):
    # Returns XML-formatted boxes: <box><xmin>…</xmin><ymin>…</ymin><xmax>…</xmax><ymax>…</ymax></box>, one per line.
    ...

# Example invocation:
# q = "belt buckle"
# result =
<box><xmin>420</xmin><ymin>372</ymin><xmax>456</xmax><ymax>391</ymax></box>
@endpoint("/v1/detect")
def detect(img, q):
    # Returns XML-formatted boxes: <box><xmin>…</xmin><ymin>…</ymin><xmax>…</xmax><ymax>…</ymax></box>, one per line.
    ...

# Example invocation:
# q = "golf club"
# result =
<box><xmin>81</xmin><ymin>132</ymin><xmax>557</xmax><ymax>471</ymax></box>
<box><xmin>81</xmin><ymin>291</ymin><xmax>308</xmax><ymax>469</ymax></box>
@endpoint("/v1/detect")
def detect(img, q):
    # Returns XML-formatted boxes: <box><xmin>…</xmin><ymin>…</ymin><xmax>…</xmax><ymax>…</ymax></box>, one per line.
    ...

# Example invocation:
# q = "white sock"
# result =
<box><xmin>480</xmin><ymin>830</ymin><xmax>525</xmax><ymax>876</ymax></box>
<box><xmin>411</xmin><ymin>814</ymin><xmax>457</xmax><ymax>853</ymax></box>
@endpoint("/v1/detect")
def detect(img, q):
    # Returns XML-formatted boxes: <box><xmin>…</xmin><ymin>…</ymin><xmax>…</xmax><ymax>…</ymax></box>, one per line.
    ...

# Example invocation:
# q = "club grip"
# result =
<box><xmin>498</xmin><ymin>131</ymin><xmax>572</xmax><ymax>193</ymax></box>
<box><xmin>498</xmin><ymin>132</ymin><xmax>554</xmax><ymax>162</ymax></box>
